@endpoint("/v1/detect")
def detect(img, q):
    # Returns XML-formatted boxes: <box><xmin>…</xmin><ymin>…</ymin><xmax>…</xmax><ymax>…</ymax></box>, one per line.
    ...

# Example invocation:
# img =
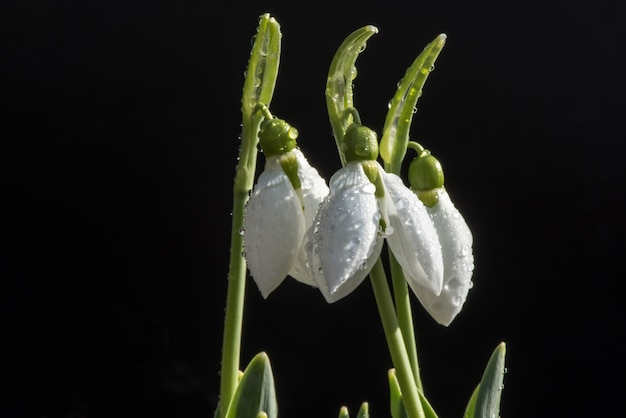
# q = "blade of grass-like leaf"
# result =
<box><xmin>474</xmin><ymin>342</ymin><xmax>506</xmax><ymax>418</ymax></box>
<box><xmin>380</xmin><ymin>34</ymin><xmax>446</xmax><ymax>174</ymax></box>
<box><xmin>357</xmin><ymin>402</ymin><xmax>370</xmax><ymax>418</ymax></box>
<box><xmin>339</xmin><ymin>406</ymin><xmax>350</xmax><ymax>418</ymax></box>
<box><xmin>416</xmin><ymin>391</ymin><xmax>439</xmax><ymax>418</ymax></box>
<box><xmin>325</xmin><ymin>25</ymin><xmax>378</xmax><ymax>165</ymax></box>
<box><xmin>225</xmin><ymin>352</ymin><xmax>278</xmax><ymax>418</ymax></box>
<box><xmin>463</xmin><ymin>384</ymin><xmax>480</xmax><ymax>418</ymax></box>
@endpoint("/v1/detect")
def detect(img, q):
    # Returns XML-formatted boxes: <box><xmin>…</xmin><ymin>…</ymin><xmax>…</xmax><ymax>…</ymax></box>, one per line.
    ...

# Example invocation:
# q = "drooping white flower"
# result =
<box><xmin>243</xmin><ymin>117</ymin><xmax>329</xmax><ymax>298</ymax></box>
<box><xmin>307</xmin><ymin>124</ymin><xmax>443</xmax><ymax>303</ymax></box>
<box><xmin>412</xmin><ymin>188</ymin><xmax>474</xmax><ymax>326</ymax></box>
<box><xmin>408</xmin><ymin>149</ymin><xmax>475</xmax><ymax>326</ymax></box>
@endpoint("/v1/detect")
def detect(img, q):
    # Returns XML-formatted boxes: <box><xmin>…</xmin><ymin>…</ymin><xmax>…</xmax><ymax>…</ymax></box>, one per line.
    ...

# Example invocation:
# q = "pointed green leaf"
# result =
<box><xmin>474</xmin><ymin>342</ymin><xmax>506</xmax><ymax>418</ymax></box>
<box><xmin>416</xmin><ymin>391</ymin><xmax>439</xmax><ymax>418</ymax></box>
<box><xmin>339</xmin><ymin>406</ymin><xmax>350</xmax><ymax>418</ymax></box>
<box><xmin>389</xmin><ymin>369</ymin><xmax>439</xmax><ymax>418</ymax></box>
<box><xmin>388</xmin><ymin>369</ymin><xmax>408</xmax><ymax>418</ymax></box>
<box><xmin>380</xmin><ymin>34</ymin><xmax>446</xmax><ymax>174</ymax></box>
<box><xmin>463</xmin><ymin>384</ymin><xmax>480</xmax><ymax>418</ymax></box>
<box><xmin>326</xmin><ymin>25</ymin><xmax>378</xmax><ymax>165</ymax></box>
<box><xmin>225</xmin><ymin>352</ymin><xmax>278</xmax><ymax>418</ymax></box>
<box><xmin>357</xmin><ymin>402</ymin><xmax>370</xmax><ymax>418</ymax></box>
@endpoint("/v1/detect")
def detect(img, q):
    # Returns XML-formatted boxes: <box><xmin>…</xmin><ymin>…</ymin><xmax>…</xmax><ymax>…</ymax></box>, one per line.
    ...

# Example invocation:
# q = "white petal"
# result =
<box><xmin>414</xmin><ymin>188</ymin><xmax>474</xmax><ymax>326</ymax></box>
<box><xmin>382</xmin><ymin>170</ymin><xmax>443</xmax><ymax>296</ymax></box>
<box><xmin>288</xmin><ymin>149</ymin><xmax>329</xmax><ymax>287</ymax></box>
<box><xmin>308</xmin><ymin>162</ymin><xmax>383</xmax><ymax>303</ymax></box>
<box><xmin>243</xmin><ymin>158</ymin><xmax>306</xmax><ymax>298</ymax></box>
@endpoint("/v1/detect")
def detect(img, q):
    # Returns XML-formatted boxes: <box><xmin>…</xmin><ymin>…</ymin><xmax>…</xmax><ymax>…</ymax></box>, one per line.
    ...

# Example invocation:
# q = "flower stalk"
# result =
<box><xmin>219</xmin><ymin>14</ymin><xmax>281</xmax><ymax>418</ymax></box>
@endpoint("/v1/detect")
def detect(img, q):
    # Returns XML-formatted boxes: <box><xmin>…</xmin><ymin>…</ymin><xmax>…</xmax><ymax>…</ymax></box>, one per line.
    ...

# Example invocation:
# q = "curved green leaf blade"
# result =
<box><xmin>474</xmin><ymin>342</ymin><xmax>506</xmax><ymax>418</ymax></box>
<box><xmin>389</xmin><ymin>369</ymin><xmax>437</xmax><ymax>418</ymax></box>
<box><xmin>463</xmin><ymin>384</ymin><xmax>480</xmax><ymax>418</ymax></box>
<box><xmin>326</xmin><ymin>25</ymin><xmax>378</xmax><ymax>165</ymax></box>
<box><xmin>357</xmin><ymin>402</ymin><xmax>370</xmax><ymax>418</ymax></box>
<box><xmin>416</xmin><ymin>391</ymin><xmax>439</xmax><ymax>418</ymax></box>
<box><xmin>380</xmin><ymin>34</ymin><xmax>446</xmax><ymax>174</ymax></box>
<box><xmin>225</xmin><ymin>352</ymin><xmax>278</xmax><ymax>418</ymax></box>
<box><xmin>339</xmin><ymin>406</ymin><xmax>350</xmax><ymax>418</ymax></box>
<box><xmin>389</xmin><ymin>369</ymin><xmax>408</xmax><ymax>418</ymax></box>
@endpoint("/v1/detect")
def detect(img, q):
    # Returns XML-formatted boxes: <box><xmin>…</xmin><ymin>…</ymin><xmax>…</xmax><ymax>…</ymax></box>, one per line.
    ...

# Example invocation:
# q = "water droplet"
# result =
<box><xmin>349</xmin><ymin>65</ymin><xmax>358</xmax><ymax>80</ymax></box>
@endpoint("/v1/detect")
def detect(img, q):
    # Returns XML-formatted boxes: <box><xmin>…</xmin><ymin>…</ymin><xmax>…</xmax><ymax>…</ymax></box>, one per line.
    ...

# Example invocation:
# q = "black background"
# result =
<box><xmin>2</xmin><ymin>1</ymin><xmax>625</xmax><ymax>417</ymax></box>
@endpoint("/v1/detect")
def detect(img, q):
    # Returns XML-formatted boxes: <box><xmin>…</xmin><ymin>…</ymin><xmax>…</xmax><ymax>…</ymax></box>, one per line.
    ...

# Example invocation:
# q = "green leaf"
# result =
<box><xmin>380</xmin><ymin>34</ymin><xmax>446</xmax><ymax>174</ymax></box>
<box><xmin>325</xmin><ymin>25</ymin><xmax>378</xmax><ymax>166</ymax></box>
<box><xmin>225</xmin><ymin>352</ymin><xmax>278</xmax><ymax>418</ymax></box>
<box><xmin>462</xmin><ymin>384</ymin><xmax>480</xmax><ymax>418</ymax></box>
<box><xmin>339</xmin><ymin>406</ymin><xmax>350</xmax><ymax>418</ymax></box>
<box><xmin>389</xmin><ymin>369</ymin><xmax>438</xmax><ymax>418</ymax></box>
<box><xmin>473</xmin><ymin>342</ymin><xmax>506</xmax><ymax>418</ymax></box>
<box><xmin>357</xmin><ymin>402</ymin><xmax>370</xmax><ymax>418</ymax></box>
<box><xmin>388</xmin><ymin>369</ymin><xmax>408</xmax><ymax>418</ymax></box>
<box><xmin>416</xmin><ymin>391</ymin><xmax>439</xmax><ymax>418</ymax></box>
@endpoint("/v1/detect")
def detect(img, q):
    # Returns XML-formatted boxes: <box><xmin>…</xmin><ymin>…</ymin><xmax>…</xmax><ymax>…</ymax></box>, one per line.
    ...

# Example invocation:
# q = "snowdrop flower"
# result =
<box><xmin>243</xmin><ymin>116</ymin><xmax>329</xmax><ymax>298</ymax></box>
<box><xmin>307</xmin><ymin>124</ymin><xmax>443</xmax><ymax>303</ymax></box>
<box><xmin>408</xmin><ymin>150</ymin><xmax>474</xmax><ymax>326</ymax></box>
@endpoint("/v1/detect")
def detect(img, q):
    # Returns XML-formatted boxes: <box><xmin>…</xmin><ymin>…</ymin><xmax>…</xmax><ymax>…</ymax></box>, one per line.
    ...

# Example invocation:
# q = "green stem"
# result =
<box><xmin>370</xmin><ymin>259</ymin><xmax>425</xmax><ymax>418</ymax></box>
<box><xmin>218</xmin><ymin>14</ymin><xmax>281</xmax><ymax>418</ymax></box>
<box><xmin>388</xmin><ymin>252</ymin><xmax>423</xmax><ymax>392</ymax></box>
<box><xmin>219</xmin><ymin>187</ymin><xmax>248</xmax><ymax>418</ymax></box>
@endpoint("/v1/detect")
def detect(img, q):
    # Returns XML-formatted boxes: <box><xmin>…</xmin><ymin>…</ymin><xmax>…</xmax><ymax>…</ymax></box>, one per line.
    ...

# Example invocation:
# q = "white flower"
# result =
<box><xmin>412</xmin><ymin>188</ymin><xmax>474</xmax><ymax>326</ymax></box>
<box><xmin>307</xmin><ymin>160</ymin><xmax>443</xmax><ymax>303</ymax></box>
<box><xmin>244</xmin><ymin>148</ymin><xmax>329</xmax><ymax>298</ymax></box>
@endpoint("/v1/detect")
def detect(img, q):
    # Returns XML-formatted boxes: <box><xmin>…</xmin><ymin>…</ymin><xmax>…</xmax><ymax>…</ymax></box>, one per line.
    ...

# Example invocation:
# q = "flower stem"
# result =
<box><xmin>218</xmin><ymin>14</ymin><xmax>281</xmax><ymax>418</ymax></box>
<box><xmin>219</xmin><ymin>187</ymin><xmax>248</xmax><ymax>418</ymax></box>
<box><xmin>370</xmin><ymin>259</ymin><xmax>425</xmax><ymax>418</ymax></box>
<box><xmin>388</xmin><ymin>252</ymin><xmax>423</xmax><ymax>392</ymax></box>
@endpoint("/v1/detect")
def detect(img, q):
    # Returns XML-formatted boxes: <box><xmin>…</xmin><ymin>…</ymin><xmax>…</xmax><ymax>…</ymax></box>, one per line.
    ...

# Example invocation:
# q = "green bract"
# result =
<box><xmin>380</xmin><ymin>34</ymin><xmax>446</xmax><ymax>174</ymax></box>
